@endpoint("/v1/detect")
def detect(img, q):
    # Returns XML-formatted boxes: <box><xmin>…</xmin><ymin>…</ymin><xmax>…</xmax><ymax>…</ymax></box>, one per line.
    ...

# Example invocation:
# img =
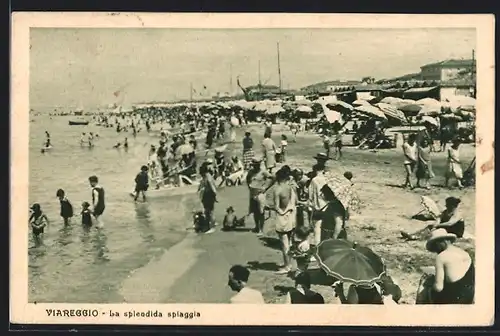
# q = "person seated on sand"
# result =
<box><xmin>285</xmin><ymin>271</ymin><xmax>324</xmax><ymax>304</ymax></box>
<box><xmin>288</xmin><ymin>225</ymin><xmax>312</xmax><ymax>276</ymax></box>
<box><xmin>226</xmin><ymin>156</ymin><xmax>245</xmax><ymax>186</ymax></box>
<box><xmin>332</xmin><ymin>274</ymin><xmax>401</xmax><ymax>305</ymax></box>
<box><xmin>421</xmin><ymin>229</ymin><xmax>475</xmax><ymax>304</ymax></box>
<box><xmin>401</xmin><ymin>196</ymin><xmax>465</xmax><ymax>241</ymax></box>
<box><xmin>228</xmin><ymin>265</ymin><xmax>265</xmax><ymax>304</ymax></box>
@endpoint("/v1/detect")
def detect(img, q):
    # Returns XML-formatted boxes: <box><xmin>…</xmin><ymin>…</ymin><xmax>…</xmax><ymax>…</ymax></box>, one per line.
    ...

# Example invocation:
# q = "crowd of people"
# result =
<box><xmin>30</xmin><ymin>100</ymin><xmax>475</xmax><ymax>305</ymax></box>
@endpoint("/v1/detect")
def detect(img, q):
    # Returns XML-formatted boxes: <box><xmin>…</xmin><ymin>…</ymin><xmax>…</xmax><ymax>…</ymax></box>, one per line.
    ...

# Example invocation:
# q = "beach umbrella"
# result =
<box><xmin>295</xmin><ymin>99</ymin><xmax>313</xmax><ymax>106</ymax></box>
<box><xmin>352</xmin><ymin>99</ymin><xmax>371</xmax><ymax>107</ymax></box>
<box><xmin>324</xmin><ymin>109</ymin><xmax>342</xmax><ymax>123</ymax></box>
<box><xmin>354</xmin><ymin>105</ymin><xmax>387</xmax><ymax>121</ymax></box>
<box><xmin>420</xmin><ymin>196</ymin><xmax>441</xmax><ymax>219</ymax></box>
<box><xmin>440</xmin><ymin>113</ymin><xmax>462</xmax><ymax>121</ymax></box>
<box><xmin>417</xmin><ymin>104</ymin><xmax>442</xmax><ymax>117</ymax></box>
<box><xmin>416</xmin><ymin>98</ymin><xmax>441</xmax><ymax>106</ymax></box>
<box><xmin>375</xmin><ymin>103</ymin><xmax>407</xmax><ymax>124</ymax></box>
<box><xmin>266</xmin><ymin>105</ymin><xmax>285</xmax><ymax>115</ymax></box>
<box><xmin>323</xmin><ymin>173</ymin><xmax>361</xmax><ymax>212</ymax></box>
<box><xmin>314</xmin><ymin>239</ymin><xmax>386</xmax><ymax>286</ymax></box>
<box><xmin>399</xmin><ymin>104</ymin><xmax>422</xmax><ymax>116</ymax></box>
<box><xmin>253</xmin><ymin>102</ymin><xmax>270</xmax><ymax>112</ymax></box>
<box><xmin>421</xmin><ymin>116</ymin><xmax>438</xmax><ymax>127</ymax></box>
<box><xmin>313</xmin><ymin>96</ymin><xmax>338</xmax><ymax>104</ymax></box>
<box><xmin>380</xmin><ymin>97</ymin><xmax>403</xmax><ymax>105</ymax></box>
<box><xmin>325</xmin><ymin>101</ymin><xmax>354</xmax><ymax>114</ymax></box>
<box><xmin>296</xmin><ymin>105</ymin><xmax>313</xmax><ymax>113</ymax></box>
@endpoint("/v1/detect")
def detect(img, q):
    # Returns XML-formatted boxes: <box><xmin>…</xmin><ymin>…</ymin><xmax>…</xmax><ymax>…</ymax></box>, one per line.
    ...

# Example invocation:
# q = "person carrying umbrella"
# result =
<box><xmin>315</xmin><ymin>239</ymin><xmax>401</xmax><ymax>304</ymax></box>
<box><xmin>319</xmin><ymin>173</ymin><xmax>359</xmax><ymax>241</ymax></box>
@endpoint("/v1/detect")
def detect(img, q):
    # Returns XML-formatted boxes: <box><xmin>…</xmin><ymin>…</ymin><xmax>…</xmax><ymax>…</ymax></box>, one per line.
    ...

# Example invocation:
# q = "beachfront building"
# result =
<box><xmin>420</xmin><ymin>59</ymin><xmax>476</xmax><ymax>81</ymax></box>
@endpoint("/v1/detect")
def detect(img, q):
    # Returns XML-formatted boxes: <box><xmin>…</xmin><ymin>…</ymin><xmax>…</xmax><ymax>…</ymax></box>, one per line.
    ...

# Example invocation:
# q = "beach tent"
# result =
<box><xmin>375</xmin><ymin>103</ymin><xmax>407</xmax><ymax>124</ymax></box>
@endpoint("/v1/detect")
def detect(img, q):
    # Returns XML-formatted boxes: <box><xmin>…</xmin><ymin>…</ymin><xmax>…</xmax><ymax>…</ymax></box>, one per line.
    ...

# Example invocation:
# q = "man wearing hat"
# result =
<box><xmin>246</xmin><ymin>158</ymin><xmax>275</xmax><ymax>236</ymax></box>
<box><xmin>424</xmin><ymin>229</ymin><xmax>475</xmax><ymax>304</ymax></box>
<box><xmin>307</xmin><ymin>153</ymin><xmax>330</xmax><ymax>247</ymax></box>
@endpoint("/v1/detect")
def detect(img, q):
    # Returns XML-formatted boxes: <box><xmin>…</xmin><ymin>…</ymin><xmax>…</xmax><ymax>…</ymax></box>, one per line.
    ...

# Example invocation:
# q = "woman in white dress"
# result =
<box><xmin>445</xmin><ymin>139</ymin><xmax>464</xmax><ymax>189</ymax></box>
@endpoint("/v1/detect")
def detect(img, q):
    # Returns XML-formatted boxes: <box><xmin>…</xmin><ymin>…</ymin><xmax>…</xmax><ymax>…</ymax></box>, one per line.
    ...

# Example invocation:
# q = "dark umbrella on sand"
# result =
<box><xmin>314</xmin><ymin>239</ymin><xmax>386</xmax><ymax>286</ymax></box>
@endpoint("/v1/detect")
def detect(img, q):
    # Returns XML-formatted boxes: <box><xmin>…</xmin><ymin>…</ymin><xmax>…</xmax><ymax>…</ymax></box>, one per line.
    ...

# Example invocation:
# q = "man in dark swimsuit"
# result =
<box><xmin>88</xmin><ymin>175</ymin><xmax>105</xmax><ymax>228</ymax></box>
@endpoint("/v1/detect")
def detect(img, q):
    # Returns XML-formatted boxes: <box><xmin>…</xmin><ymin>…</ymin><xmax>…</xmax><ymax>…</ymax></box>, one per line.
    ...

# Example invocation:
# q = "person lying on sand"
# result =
<box><xmin>401</xmin><ymin>196</ymin><xmax>466</xmax><ymax>241</ymax></box>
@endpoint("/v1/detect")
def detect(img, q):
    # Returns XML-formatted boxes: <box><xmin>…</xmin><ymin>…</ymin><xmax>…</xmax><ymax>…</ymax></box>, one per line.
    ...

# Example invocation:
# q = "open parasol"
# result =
<box><xmin>354</xmin><ymin>105</ymin><xmax>387</xmax><ymax>121</ymax></box>
<box><xmin>416</xmin><ymin>98</ymin><xmax>441</xmax><ymax>106</ymax></box>
<box><xmin>421</xmin><ymin>116</ymin><xmax>438</xmax><ymax>127</ymax></box>
<box><xmin>399</xmin><ymin>104</ymin><xmax>422</xmax><ymax>116</ymax></box>
<box><xmin>323</xmin><ymin>173</ymin><xmax>361</xmax><ymax>213</ymax></box>
<box><xmin>380</xmin><ymin>97</ymin><xmax>403</xmax><ymax>105</ymax></box>
<box><xmin>375</xmin><ymin>103</ymin><xmax>407</xmax><ymax>124</ymax></box>
<box><xmin>296</xmin><ymin>105</ymin><xmax>313</xmax><ymax>113</ymax></box>
<box><xmin>418</xmin><ymin>105</ymin><xmax>442</xmax><ymax>117</ymax></box>
<box><xmin>325</xmin><ymin>101</ymin><xmax>354</xmax><ymax>113</ymax></box>
<box><xmin>324</xmin><ymin>109</ymin><xmax>342</xmax><ymax>123</ymax></box>
<box><xmin>294</xmin><ymin>99</ymin><xmax>313</xmax><ymax>106</ymax></box>
<box><xmin>420</xmin><ymin>195</ymin><xmax>441</xmax><ymax>219</ymax></box>
<box><xmin>314</xmin><ymin>239</ymin><xmax>386</xmax><ymax>286</ymax></box>
<box><xmin>266</xmin><ymin>105</ymin><xmax>285</xmax><ymax>115</ymax></box>
<box><xmin>352</xmin><ymin>99</ymin><xmax>371</xmax><ymax>107</ymax></box>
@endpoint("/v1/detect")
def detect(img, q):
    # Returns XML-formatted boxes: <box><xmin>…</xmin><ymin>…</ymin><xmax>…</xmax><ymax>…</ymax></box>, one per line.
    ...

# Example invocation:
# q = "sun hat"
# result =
<box><xmin>425</xmin><ymin>229</ymin><xmax>457</xmax><ymax>252</ymax></box>
<box><xmin>313</xmin><ymin>153</ymin><xmax>330</xmax><ymax>161</ymax></box>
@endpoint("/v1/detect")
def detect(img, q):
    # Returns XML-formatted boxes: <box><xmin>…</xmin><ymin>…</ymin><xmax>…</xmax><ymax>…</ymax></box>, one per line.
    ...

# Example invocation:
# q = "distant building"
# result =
<box><xmin>301</xmin><ymin>80</ymin><xmax>361</xmax><ymax>94</ymax></box>
<box><xmin>420</xmin><ymin>59</ymin><xmax>476</xmax><ymax>81</ymax></box>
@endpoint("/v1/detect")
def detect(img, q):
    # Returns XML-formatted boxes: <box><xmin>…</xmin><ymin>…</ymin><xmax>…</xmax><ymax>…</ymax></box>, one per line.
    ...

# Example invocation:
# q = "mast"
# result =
<box><xmin>258</xmin><ymin>60</ymin><xmax>262</xmax><ymax>93</ymax></box>
<box><xmin>189</xmin><ymin>82</ymin><xmax>193</xmax><ymax>105</ymax></box>
<box><xmin>472</xmin><ymin>49</ymin><xmax>476</xmax><ymax>98</ymax></box>
<box><xmin>277</xmin><ymin>42</ymin><xmax>282</xmax><ymax>93</ymax></box>
<box><xmin>229</xmin><ymin>63</ymin><xmax>233</xmax><ymax>96</ymax></box>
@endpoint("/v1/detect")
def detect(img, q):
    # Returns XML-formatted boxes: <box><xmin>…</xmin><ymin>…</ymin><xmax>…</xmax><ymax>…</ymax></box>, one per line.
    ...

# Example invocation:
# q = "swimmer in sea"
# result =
<box><xmin>29</xmin><ymin>203</ymin><xmax>49</xmax><ymax>245</ymax></box>
<box><xmin>124</xmin><ymin>137</ymin><xmax>129</xmax><ymax>150</ymax></box>
<box><xmin>88</xmin><ymin>132</ymin><xmax>94</xmax><ymax>148</ymax></box>
<box><xmin>80</xmin><ymin>132</ymin><xmax>86</xmax><ymax>146</ymax></box>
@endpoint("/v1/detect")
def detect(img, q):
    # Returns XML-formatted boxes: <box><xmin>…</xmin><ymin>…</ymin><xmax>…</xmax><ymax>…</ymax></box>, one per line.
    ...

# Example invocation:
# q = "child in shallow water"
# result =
<box><xmin>81</xmin><ymin>201</ymin><xmax>93</xmax><ymax>227</ymax></box>
<box><xmin>56</xmin><ymin>189</ymin><xmax>74</xmax><ymax>226</ymax></box>
<box><xmin>29</xmin><ymin>203</ymin><xmax>49</xmax><ymax>242</ymax></box>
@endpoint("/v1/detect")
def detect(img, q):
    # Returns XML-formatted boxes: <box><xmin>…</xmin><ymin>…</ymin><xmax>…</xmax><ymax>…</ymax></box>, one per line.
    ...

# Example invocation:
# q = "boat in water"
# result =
<box><xmin>69</xmin><ymin>120</ymin><xmax>89</xmax><ymax>126</ymax></box>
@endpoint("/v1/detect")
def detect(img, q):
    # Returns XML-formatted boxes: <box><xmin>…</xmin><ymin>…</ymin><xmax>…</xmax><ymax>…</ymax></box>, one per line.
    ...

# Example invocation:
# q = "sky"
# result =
<box><xmin>29</xmin><ymin>28</ymin><xmax>476</xmax><ymax>110</ymax></box>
